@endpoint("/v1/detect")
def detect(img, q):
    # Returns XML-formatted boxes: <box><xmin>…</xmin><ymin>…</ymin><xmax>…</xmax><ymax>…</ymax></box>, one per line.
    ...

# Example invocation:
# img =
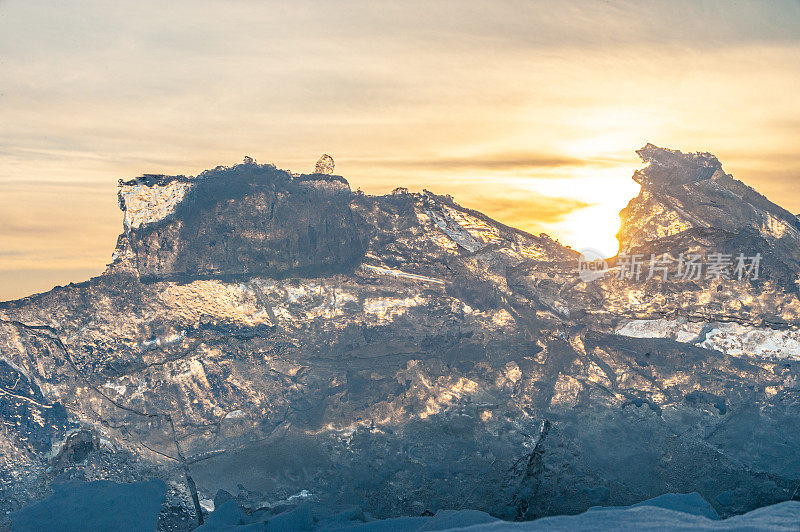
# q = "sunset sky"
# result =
<box><xmin>2</xmin><ymin>1</ymin><xmax>800</xmax><ymax>301</ymax></box>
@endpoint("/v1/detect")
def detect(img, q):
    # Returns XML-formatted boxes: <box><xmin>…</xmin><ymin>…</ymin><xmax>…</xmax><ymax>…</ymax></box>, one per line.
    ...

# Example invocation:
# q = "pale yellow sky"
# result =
<box><xmin>1</xmin><ymin>1</ymin><xmax>800</xmax><ymax>301</ymax></box>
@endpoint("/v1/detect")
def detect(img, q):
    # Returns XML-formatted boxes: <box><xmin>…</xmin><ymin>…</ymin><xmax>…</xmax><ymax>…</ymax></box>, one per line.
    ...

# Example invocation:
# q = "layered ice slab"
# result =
<box><xmin>109</xmin><ymin>160</ymin><xmax>364</xmax><ymax>281</ymax></box>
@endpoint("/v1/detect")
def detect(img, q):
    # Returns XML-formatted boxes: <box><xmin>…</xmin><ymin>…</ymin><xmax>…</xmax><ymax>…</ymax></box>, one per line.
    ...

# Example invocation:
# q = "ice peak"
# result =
<box><xmin>633</xmin><ymin>144</ymin><xmax>722</xmax><ymax>186</ymax></box>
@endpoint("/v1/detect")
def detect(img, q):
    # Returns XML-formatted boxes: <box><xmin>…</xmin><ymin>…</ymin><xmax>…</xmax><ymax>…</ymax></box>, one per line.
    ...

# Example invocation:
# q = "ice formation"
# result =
<box><xmin>314</xmin><ymin>154</ymin><xmax>335</xmax><ymax>175</ymax></box>
<box><xmin>3</xmin><ymin>146</ymin><xmax>800</xmax><ymax>530</ymax></box>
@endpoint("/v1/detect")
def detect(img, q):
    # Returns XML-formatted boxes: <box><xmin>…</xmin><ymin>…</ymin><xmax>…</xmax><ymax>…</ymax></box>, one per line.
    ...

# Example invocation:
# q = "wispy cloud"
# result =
<box><xmin>462</xmin><ymin>194</ymin><xmax>593</xmax><ymax>226</ymax></box>
<box><xmin>345</xmin><ymin>153</ymin><xmax>598</xmax><ymax>171</ymax></box>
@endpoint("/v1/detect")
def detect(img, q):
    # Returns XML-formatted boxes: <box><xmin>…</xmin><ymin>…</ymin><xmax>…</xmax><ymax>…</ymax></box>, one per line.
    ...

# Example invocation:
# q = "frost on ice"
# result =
<box><xmin>616</xmin><ymin>319</ymin><xmax>800</xmax><ymax>361</ymax></box>
<box><xmin>118</xmin><ymin>176</ymin><xmax>193</xmax><ymax>229</ymax></box>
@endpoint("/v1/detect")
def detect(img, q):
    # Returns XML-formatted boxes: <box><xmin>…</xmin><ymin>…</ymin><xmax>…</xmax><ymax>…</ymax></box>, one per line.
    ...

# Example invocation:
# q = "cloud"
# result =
<box><xmin>347</xmin><ymin>153</ymin><xmax>590</xmax><ymax>171</ymax></box>
<box><xmin>0</xmin><ymin>267</ymin><xmax>102</xmax><ymax>302</ymax></box>
<box><xmin>456</xmin><ymin>192</ymin><xmax>592</xmax><ymax>227</ymax></box>
<box><xmin>0</xmin><ymin>216</ymin><xmax>71</xmax><ymax>236</ymax></box>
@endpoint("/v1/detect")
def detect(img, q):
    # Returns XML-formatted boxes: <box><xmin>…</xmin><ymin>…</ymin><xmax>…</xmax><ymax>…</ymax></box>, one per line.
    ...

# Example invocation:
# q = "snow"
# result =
<box><xmin>463</xmin><ymin>502</ymin><xmax>800</xmax><ymax>531</ymax></box>
<box><xmin>440</xmin><ymin>204</ymin><xmax>504</xmax><ymax>246</ymax></box>
<box><xmin>699</xmin><ymin>323</ymin><xmax>800</xmax><ymax>360</ymax></box>
<box><xmin>361</xmin><ymin>265</ymin><xmax>446</xmax><ymax>285</ymax></box>
<box><xmin>200</xmin><ymin>498</ymin><xmax>216</xmax><ymax>513</ymax></box>
<box><xmin>363</xmin><ymin>295</ymin><xmax>427</xmax><ymax>324</ymax></box>
<box><xmin>616</xmin><ymin>319</ymin><xmax>705</xmax><ymax>343</ymax></box>
<box><xmin>761</xmin><ymin>212</ymin><xmax>799</xmax><ymax>240</ymax></box>
<box><xmin>426</xmin><ymin>209</ymin><xmax>484</xmax><ymax>252</ymax></box>
<box><xmin>18</xmin><ymin>481</ymin><xmax>794</xmax><ymax>532</ymax></box>
<box><xmin>102</xmin><ymin>382</ymin><xmax>127</xmax><ymax>395</ymax></box>
<box><xmin>196</xmin><ymin>492</ymin><xmax>800</xmax><ymax>531</ymax></box>
<box><xmin>322</xmin><ymin>510</ymin><xmax>497</xmax><ymax>531</ymax></box>
<box><xmin>616</xmin><ymin>319</ymin><xmax>800</xmax><ymax>361</ymax></box>
<box><xmin>11</xmin><ymin>479</ymin><xmax>165</xmax><ymax>532</ymax></box>
<box><xmin>138</xmin><ymin>331</ymin><xmax>185</xmax><ymax>349</ymax></box>
<box><xmin>592</xmin><ymin>492</ymin><xmax>720</xmax><ymax>520</ymax></box>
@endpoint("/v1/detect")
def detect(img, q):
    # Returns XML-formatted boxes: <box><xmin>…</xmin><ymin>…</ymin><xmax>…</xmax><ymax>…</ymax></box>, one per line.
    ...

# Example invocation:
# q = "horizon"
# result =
<box><xmin>0</xmin><ymin>145</ymin><xmax>790</xmax><ymax>303</ymax></box>
<box><xmin>2</xmin><ymin>0</ymin><xmax>800</xmax><ymax>301</ymax></box>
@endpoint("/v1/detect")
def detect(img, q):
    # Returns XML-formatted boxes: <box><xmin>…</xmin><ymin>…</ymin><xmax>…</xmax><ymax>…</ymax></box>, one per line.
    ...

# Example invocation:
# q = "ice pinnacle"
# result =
<box><xmin>314</xmin><ymin>154</ymin><xmax>335</xmax><ymax>175</ymax></box>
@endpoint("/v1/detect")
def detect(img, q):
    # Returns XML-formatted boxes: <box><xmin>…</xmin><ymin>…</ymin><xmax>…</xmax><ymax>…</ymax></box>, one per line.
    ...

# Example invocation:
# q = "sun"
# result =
<box><xmin>520</xmin><ymin>164</ymin><xmax>641</xmax><ymax>258</ymax></box>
